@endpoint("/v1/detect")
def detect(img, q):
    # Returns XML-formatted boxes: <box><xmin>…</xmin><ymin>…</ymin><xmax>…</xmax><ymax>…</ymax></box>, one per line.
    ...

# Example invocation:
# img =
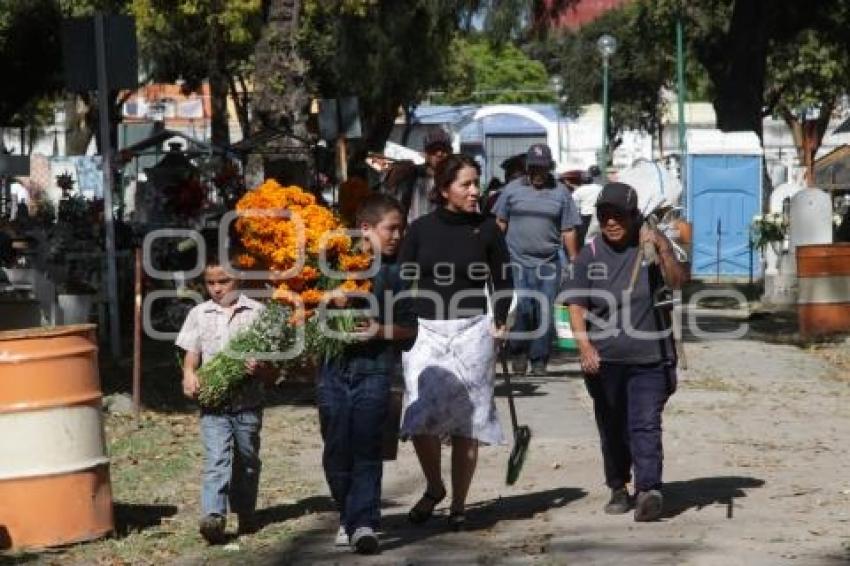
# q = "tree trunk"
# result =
<box><xmin>780</xmin><ymin>101</ymin><xmax>835</xmax><ymax>169</ymax></box>
<box><xmin>251</xmin><ymin>0</ymin><xmax>314</xmax><ymax>189</ymax></box>
<box><xmin>208</xmin><ymin>0</ymin><xmax>230</xmax><ymax>147</ymax></box>
<box><xmin>710</xmin><ymin>0</ymin><xmax>770</xmax><ymax>138</ymax></box>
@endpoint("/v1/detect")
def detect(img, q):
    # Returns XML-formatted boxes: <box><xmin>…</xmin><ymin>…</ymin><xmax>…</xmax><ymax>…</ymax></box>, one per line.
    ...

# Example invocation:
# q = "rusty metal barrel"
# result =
<box><xmin>797</xmin><ymin>244</ymin><xmax>850</xmax><ymax>338</ymax></box>
<box><xmin>0</xmin><ymin>324</ymin><xmax>114</xmax><ymax>550</ymax></box>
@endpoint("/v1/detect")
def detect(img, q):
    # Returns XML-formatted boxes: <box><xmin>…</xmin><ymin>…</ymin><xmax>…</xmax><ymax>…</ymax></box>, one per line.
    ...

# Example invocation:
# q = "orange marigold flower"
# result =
<box><xmin>339</xmin><ymin>279</ymin><xmax>359</xmax><ymax>293</ymax></box>
<box><xmin>299</xmin><ymin>265</ymin><xmax>320</xmax><ymax>281</ymax></box>
<box><xmin>339</xmin><ymin>253</ymin><xmax>373</xmax><ymax>272</ymax></box>
<box><xmin>300</xmin><ymin>289</ymin><xmax>325</xmax><ymax>305</ymax></box>
<box><xmin>236</xmin><ymin>253</ymin><xmax>257</xmax><ymax>268</ymax></box>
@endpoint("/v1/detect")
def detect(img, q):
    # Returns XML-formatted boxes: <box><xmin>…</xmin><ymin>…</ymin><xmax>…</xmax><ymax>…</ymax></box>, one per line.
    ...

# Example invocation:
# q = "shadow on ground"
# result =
<box><xmin>256</xmin><ymin>496</ymin><xmax>336</xmax><ymax>531</ymax></box>
<box><xmin>379</xmin><ymin>486</ymin><xmax>586</xmax><ymax>552</ymax></box>
<box><xmin>662</xmin><ymin>476</ymin><xmax>765</xmax><ymax>519</ymax></box>
<box><xmin>113</xmin><ymin>502</ymin><xmax>179</xmax><ymax>537</ymax></box>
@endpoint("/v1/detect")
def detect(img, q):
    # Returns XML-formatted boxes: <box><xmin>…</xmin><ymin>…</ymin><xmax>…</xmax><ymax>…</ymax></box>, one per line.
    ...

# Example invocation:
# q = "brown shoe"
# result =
<box><xmin>634</xmin><ymin>490</ymin><xmax>663</xmax><ymax>522</ymax></box>
<box><xmin>199</xmin><ymin>514</ymin><xmax>226</xmax><ymax>544</ymax></box>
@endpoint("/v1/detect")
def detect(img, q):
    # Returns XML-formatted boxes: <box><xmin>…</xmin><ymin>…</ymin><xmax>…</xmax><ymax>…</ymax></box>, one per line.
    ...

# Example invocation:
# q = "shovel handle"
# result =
<box><xmin>499</xmin><ymin>343</ymin><xmax>520</xmax><ymax>432</ymax></box>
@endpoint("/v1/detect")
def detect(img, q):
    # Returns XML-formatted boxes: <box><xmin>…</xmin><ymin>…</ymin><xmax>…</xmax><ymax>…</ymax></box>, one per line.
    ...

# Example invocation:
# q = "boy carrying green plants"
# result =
<box><xmin>176</xmin><ymin>252</ymin><xmax>277</xmax><ymax>544</ymax></box>
<box><xmin>317</xmin><ymin>194</ymin><xmax>416</xmax><ymax>554</ymax></box>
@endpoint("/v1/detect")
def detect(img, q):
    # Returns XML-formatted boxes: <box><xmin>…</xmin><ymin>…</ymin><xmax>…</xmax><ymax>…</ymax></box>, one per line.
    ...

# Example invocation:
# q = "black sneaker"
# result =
<box><xmin>199</xmin><ymin>514</ymin><xmax>226</xmax><ymax>544</ymax></box>
<box><xmin>351</xmin><ymin>526</ymin><xmax>379</xmax><ymax>554</ymax></box>
<box><xmin>604</xmin><ymin>487</ymin><xmax>631</xmax><ymax>514</ymax></box>
<box><xmin>511</xmin><ymin>357</ymin><xmax>529</xmax><ymax>375</ymax></box>
<box><xmin>634</xmin><ymin>489</ymin><xmax>663</xmax><ymax>522</ymax></box>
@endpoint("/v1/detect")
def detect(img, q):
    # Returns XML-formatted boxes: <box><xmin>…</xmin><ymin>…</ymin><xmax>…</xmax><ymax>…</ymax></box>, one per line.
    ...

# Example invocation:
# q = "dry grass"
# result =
<box><xmin>4</xmin><ymin>403</ymin><xmax>322</xmax><ymax>566</ymax></box>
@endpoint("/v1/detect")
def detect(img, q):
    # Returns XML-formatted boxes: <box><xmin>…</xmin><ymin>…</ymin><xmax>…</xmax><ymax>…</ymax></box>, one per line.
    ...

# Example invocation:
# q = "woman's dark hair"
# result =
<box><xmin>430</xmin><ymin>154</ymin><xmax>480</xmax><ymax>206</ymax></box>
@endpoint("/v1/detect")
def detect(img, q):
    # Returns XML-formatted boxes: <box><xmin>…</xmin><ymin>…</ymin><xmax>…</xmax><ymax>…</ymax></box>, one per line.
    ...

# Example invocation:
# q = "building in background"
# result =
<box><xmin>549</xmin><ymin>0</ymin><xmax>634</xmax><ymax>30</ymax></box>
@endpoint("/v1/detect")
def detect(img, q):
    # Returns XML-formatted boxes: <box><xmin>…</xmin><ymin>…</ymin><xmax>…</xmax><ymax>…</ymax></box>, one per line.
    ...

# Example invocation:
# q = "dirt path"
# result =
<box><xmin>22</xmin><ymin>316</ymin><xmax>850</xmax><ymax>565</ymax></box>
<box><xmin>239</xmin><ymin>328</ymin><xmax>850</xmax><ymax>564</ymax></box>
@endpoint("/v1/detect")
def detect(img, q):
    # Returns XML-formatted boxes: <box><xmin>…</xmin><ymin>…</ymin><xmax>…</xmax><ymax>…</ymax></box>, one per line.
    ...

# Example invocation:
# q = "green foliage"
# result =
<box><xmin>0</xmin><ymin>0</ymin><xmax>63</xmax><ymax>124</ymax></box>
<box><xmin>130</xmin><ymin>0</ymin><xmax>262</xmax><ymax>87</ymax></box>
<box><xmin>529</xmin><ymin>2</ymin><xmax>674</xmax><ymax>136</ymax></box>
<box><xmin>435</xmin><ymin>36</ymin><xmax>555</xmax><ymax>105</ymax></box>
<box><xmin>300</xmin><ymin>0</ymin><xmax>459</xmax><ymax>149</ymax></box>
<box><xmin>197</xmin><ymin>301</ymin><xmax>296</xmax><ymax>408</ymax></box>
<box><xmin>767</xmin><ymin>29</ymin><xmax>850</xmax><ymax>116</ymax></box>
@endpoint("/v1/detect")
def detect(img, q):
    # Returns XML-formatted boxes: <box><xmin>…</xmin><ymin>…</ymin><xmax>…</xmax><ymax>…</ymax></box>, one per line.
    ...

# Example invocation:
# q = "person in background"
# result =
<box><xmin>383</xmin><ymin>127</ymin><xmax>452</xmax><ymax>223</ymax></box>
<box><xmin>571</xmin><ymin>165</ymin><xmax>604</xmax><ymax>246</ymax></box>
<box><xmin>493</xmin><ymin>143</ymin><xmax>581</xmax><ymax>376</ymax></box>
<box><xmin>500</xmin><ymin>153</ymin><xmax>527</xmax><ymax>184</ymax></box>
<box><xmin>482</xmin><ymin>177</ymin><xmax>504</xmax><ymax>215</ymax></box>
<box><xmin>561</xmin><ymin>182</ymin><xmax>688</xmax><ymax>522</ymax></box>
<box><xmin>176</xmin><ymin>253</ymin><xmax>277</xmax><ymax>544</ymax></box>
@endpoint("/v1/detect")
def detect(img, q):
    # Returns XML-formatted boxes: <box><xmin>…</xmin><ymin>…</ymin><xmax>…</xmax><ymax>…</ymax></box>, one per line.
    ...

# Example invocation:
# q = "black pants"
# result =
<box><xmin>585</xmin><ymin>362</ymin><xmax>676</xmax><ymax>492</ymax></box>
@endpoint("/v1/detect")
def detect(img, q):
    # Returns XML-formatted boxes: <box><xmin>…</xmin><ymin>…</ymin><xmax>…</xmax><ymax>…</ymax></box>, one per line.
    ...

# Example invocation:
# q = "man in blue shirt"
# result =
<box><xmin>494</xmin><ymin>143</ymin><xmax>581</xmax><ymax>375</ymax></box>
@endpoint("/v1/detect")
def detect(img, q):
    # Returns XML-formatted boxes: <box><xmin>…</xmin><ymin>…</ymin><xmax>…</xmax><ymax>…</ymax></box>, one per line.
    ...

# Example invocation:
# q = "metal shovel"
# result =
<box><xmin>500</xmin><ymin>344</ymin><xmax>531</xmax><ymax>485</ymax></box>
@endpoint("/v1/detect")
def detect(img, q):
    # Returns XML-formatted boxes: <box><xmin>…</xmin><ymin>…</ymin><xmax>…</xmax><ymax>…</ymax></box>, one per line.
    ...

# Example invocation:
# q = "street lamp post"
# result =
<box><xmin>597</xmin><ymin>34</ymin><xmax>617</xmax><ymax>180</ymax></box>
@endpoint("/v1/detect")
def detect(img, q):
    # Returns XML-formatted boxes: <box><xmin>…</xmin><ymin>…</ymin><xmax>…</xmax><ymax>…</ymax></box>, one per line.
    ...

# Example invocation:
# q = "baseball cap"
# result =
<box><xmin>526</xmin><ymin>144</ymin><xmax>554</xmax><ymax>169</ymax></box>
<box><xmin>596</xmin><ymin>182</ymin><xmax>639</xmax><ymax>212</ymax></box>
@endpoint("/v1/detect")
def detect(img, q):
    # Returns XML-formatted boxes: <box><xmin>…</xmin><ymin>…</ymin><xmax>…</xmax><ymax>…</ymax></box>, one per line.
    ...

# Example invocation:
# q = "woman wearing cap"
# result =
<box><xmin>561</xmin><ymin>182</ymin><xmax>688</xmax><ymax>522</ymax></box>
<box><xmin>398</xmin><ymin>154</ymin><xmax>513</xmax><ymax>531</ymax></box>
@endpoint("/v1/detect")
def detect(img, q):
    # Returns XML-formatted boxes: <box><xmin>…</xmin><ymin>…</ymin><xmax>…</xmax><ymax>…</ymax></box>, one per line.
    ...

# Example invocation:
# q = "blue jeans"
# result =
<box><xmin>510</xmin><ymin>260</ymin><xmax>562</xmax><ymax>364</ymax></box>
<box><xmin>584</xmin><ymin>362</ymin><xmax>676</xmax><ymax>492</ymax></box>
<box><xmin>200</xmin><ymin>408</ymin><xmax>263</xmax><ymax>517</ymax></box>
<box><xmin>317</xmin><ymin>362</ymin><xmax>390</xmax><ymax>534</ymax></box>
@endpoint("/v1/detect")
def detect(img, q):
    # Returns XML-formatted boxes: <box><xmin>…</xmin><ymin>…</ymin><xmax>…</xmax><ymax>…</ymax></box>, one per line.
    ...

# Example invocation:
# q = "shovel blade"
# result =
<box><xmin>506</xmin><ymin>425</ymin><xmax>532</xmax><ymax>485</ymax></box>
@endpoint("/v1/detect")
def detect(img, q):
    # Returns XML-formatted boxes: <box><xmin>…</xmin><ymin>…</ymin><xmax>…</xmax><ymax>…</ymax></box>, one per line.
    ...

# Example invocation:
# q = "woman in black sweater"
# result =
<box><xmin>398</xmin><ymin>154</ymin><xmax>513</xmax><ymax>530</ymax></box>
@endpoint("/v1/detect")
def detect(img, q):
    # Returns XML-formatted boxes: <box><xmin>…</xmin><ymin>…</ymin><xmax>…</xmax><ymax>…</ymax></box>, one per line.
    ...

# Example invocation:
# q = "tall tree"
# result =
<box><xmin>250</xmin><ymin>0</ymin><xmax>314</xmax><ymax>186</ymax></box>
<box><xmin>0</xmin><ymin>0</ymin><xmax>63</xmax><ymax>126</ymax></box>
<box><xmin>528</xmin><ymin>3</ymin><xmax>676</xmax><ymax>151</ymax></box>
<box><xmin>299</xmin><ymin>1</ymin><xmax>459</xmax><ymax>152</ymax></box>
<box><xmin>650</xmin><ymin>0</ymin><xmax>837</xmax><ymax>138</ymax></box>
<box><xmin>766</xmin><ymin>27</ymin><xmax>850</xmax><ymax>165</ymax></box>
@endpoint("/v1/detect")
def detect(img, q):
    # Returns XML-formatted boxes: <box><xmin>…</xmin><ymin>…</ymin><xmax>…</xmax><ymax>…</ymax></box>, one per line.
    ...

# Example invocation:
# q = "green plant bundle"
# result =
<box><xmin>197</xmin><ymin>301</ymin><xmax>297</xmax><ymax>408</ymax></box>
<box><xmin>305</xmin><ymin>309</ymin><xmax>361</xmax><ymax>362</ymax></box>
<box><xmin>751</xmin><ymin>213</ymin><xmax>787</xmax><ymax>251</ymax></box>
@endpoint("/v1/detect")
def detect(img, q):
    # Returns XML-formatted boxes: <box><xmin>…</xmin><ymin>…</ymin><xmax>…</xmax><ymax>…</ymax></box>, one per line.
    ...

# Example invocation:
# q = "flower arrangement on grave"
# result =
<box><xmin>751</xmin><ymin>212</ymin><xmax>788</xmax><ymax>251</ymax></box>
<box><xmin>197</xmin><ymin>179</ymin><xmax>373</xmax><ymax>407</ymax></box>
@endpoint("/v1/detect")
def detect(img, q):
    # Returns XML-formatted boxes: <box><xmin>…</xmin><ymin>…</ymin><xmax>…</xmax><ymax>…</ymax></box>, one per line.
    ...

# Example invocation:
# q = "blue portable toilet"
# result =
<box><xmin>685</xmin><ymin>131</ymin><xmax>763</xmax><ymax>279</ymax></box>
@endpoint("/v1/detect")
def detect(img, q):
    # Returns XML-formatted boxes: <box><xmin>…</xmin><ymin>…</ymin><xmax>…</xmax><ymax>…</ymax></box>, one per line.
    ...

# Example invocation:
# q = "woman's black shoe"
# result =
<box><xmin>408</xmin><ymin>485</ymin><xmax>447</xmax><ymax>524</ymax></box>
<box><xmin>447</xmin><ymin>510</ymin><xmax>466</xmax><ymax>531</ymax></box>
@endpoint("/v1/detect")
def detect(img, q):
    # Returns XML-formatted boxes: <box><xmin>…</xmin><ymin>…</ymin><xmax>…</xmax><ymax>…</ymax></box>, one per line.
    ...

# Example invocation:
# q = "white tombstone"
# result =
<box><xmin>790</xmin><ymin>188</ymin><xmax>834</xmax><ymax>250</ymax></box>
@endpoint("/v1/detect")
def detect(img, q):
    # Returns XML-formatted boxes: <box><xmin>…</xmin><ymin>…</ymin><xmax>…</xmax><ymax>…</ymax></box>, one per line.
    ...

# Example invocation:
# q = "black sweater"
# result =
<box><xmin>398</xmin><ymin>207</ymin><xmax>514</xmax><ymax>326</ymax></box>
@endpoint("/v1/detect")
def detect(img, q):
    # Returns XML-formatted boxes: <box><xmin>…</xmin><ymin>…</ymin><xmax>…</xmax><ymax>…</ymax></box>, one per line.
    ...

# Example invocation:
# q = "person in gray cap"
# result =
<box><xmin>560</xmin><ymin>182</ymin><xmax>688</xmax><ymax>522</ymax></box>
<box><xmin>492</xmin><ymin>143</ymin><xmax>581</xmax><ymax>376</ymax></box>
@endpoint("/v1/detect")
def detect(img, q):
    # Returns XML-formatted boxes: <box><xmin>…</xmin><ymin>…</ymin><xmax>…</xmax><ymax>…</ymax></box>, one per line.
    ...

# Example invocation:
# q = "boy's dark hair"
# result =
<box><xmin>355</xmin><ymin>193</ymin><xmax>404</xmax><ymax>226</ymax></box>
